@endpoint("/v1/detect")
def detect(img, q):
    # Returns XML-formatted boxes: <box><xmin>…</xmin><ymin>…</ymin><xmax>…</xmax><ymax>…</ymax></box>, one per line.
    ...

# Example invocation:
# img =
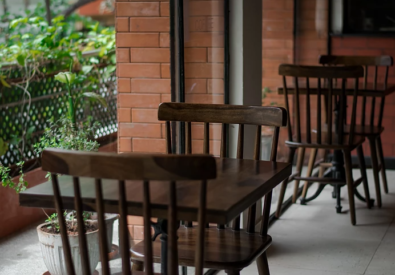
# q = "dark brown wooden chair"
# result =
<box><xmin>318</xmin><ymin>55</ymin><xmax>394</xmax><ymax>207</ymax></box>
<box><xmin>41</xmin><ymin>148</ymin><xmax>216</xmax><ymax>275</ymax></box>
<box><xmin>131</xmin><ymin>103</ymin><xmax>288</xmax><ymax>275</ymax></box>
<box><xmin>274</xmin><ymin>64</ymin><xmax>370</xmax><ymax>225</ymax></box>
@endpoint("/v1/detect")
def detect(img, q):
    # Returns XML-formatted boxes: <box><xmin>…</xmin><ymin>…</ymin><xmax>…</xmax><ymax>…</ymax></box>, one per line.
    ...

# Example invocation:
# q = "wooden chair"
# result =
<box><xmin>318</xmin><ymin>55</ymin><xmax>394</xmax><ymax>207</ymax></box>
<box><xmin>41</xmin><ymin>148</ymin><xmax>216</xmax><ymax>275</ymax></box>
<box><xmin>131</xmin><ymin>103</ymin><xmax>288</xmax><ymax>275</ymax></box>
<box><xmin>274</xmin><ymin>64</ymin><xmax>370</xmax><ymax>225</ymax></box>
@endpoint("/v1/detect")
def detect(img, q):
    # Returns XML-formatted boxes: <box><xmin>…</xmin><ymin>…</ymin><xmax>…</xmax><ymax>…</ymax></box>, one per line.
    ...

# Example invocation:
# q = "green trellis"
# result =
<box><xmin>0</xmin><ymin>62</ymin><xmax>117</xmax><ymax>166</ymax></box>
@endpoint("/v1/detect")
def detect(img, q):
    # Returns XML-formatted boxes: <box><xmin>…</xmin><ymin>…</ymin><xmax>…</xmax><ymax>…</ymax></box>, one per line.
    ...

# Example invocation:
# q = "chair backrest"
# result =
<box><xmin>278</xmin><ymin>64</ymin><xmax>364</xmax><ymax>146</ymax></box>
<box><xmin>319</xmin><ymin>55</ymin><xmax>393</xmax><ymax>128</ymax></box>
<box><xmin>158</xmin><ymin>102</ymin><xmax>287</xmax><ymax>235</ymax></box>
<box><xmin>42</xmin><ymin>148</ymin><xmax>217</xmax><ymax>275</ymax></box>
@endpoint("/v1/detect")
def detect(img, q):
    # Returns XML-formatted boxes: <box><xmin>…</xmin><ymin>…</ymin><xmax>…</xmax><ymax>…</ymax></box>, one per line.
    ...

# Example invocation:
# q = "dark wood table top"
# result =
<box><xmin>19</xmin><ymin>158</ymin><xmax>291</xmax><ymax>224</ymax></box>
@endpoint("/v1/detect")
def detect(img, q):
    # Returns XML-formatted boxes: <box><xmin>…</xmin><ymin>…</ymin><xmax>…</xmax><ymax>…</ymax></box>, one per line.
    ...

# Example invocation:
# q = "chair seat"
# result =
<box><xmin>131</xmin><ymin>226</ymin><xmax>272</xmax><ymax>270</ymax></box>
<box><xmin>320</xmin><ymin>124</ymin><xmax>384</xmax><ymax>136</ymax></box>
<box><xmin>286</xmin><ymin>132</ymin><xmax>365</xmax><ymax>150</ymax></box>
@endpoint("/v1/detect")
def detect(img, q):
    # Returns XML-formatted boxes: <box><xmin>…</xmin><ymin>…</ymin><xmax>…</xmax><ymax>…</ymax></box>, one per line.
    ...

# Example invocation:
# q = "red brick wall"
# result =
<box><xmin>332</xmin><ymin>37</ymin><xmax>395</xmax><ymax>157</ymax></box>
<box><xmin>262</xmin><ymin>0</ymin><xmax>294</xmax><ymax>92</ymax></box>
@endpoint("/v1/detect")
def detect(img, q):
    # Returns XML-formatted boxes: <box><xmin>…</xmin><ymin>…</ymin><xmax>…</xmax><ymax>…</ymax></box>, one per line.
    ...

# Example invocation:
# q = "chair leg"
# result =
<box><xmin>275</xmin><ymin>147</ymin><xmax>297</xmax><ymax>218</ymax></box>
<box><xmin>376</xmin><ymin>136</ymin><xmax>389</xmax><ymax>194</ymax></box>
<box><xmin>368</xmin><ymin>137</ymin><xmax>382</xmax><ymax>208</ymax></box>
<box><xmin>132</xmin><ymin>260</ymin><xmax>144</xmax><ymax>271</ymax></box>
<box><xmin>343</xmin><ymin>150</ymin><xmax>356</xmax><ymax>226</ymax></box>
<box><xmin>301</xmin><ymin>148</ymin><xmax>318</xmax><ymax>200</ymax></box>
<box><xmin>357</xmin><ymin>145</ymin><xmax>372</xmax><ymax>209</ymax></box>
<box><xmin>256</xmin><ymin>252</ymin><xmax>270</xmax><ymax>275</ymax></box>
<box><xmin>293</xmin><ymin>148</ymin><xmax>306</xmax><ymax>203</ymax></box>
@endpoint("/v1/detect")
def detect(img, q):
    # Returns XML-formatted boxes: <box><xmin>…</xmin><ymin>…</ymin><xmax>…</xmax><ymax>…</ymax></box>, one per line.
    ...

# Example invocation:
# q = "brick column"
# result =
<box><xmin>116</xmin><ymin>1</ymin><xmax>170</xmax><ymax>155</ymax></box>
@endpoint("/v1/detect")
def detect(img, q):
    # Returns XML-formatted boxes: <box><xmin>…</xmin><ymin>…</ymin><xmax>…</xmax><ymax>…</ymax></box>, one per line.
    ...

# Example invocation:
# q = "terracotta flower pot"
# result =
<box><xmin>0</xmin><ymin>167</ymin><xmax>48</xmax><ymax>239</ymax></box>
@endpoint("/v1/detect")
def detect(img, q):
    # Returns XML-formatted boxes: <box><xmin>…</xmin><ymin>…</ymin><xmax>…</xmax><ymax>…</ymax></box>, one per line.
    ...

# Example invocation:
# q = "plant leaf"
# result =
<box><xmin>82</xmin><ymin>92</ymin><xmax>108</xmax><ymax>108</ymax></box>
<box><xmin>0</xmin><ymin>76</ymin><xmax>11</xmax><ymax>88</ymax></box>
<box><xmin>82</xmin><ymin>65</ymin><xmax>93</xmax><ymax>74</ymax></box>
<box><xmin>0</xmin><ymin>138</ymin><xmax>8</xmax><ymax>156</ymax></box>
<box><xmin>54</xmin><ymin>72</ymin><xmax>76</xmax><ymax>85</ymax></box>
<box><xmin>16</xmin><ymin>54</ymin><xmax>26</xmax><ymax>66</ymax></box>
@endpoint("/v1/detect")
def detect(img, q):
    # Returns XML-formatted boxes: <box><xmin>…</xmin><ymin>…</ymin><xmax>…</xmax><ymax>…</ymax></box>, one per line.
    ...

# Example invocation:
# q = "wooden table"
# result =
<box><xmin>20</xmin><ymin>158</ymin><xmax>291</xmax><ymax>224</ymax></box>
<box><xmin>20</xmin><ymin>157</ymin><xmax>291</xmax><ymax>274</ymax></box>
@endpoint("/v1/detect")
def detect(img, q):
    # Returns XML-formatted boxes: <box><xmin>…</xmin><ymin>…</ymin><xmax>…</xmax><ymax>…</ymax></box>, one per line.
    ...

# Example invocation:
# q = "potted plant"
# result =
<box><xmin>32</xmin><ymin>70</ymin><xmax>119</xmax><ymax>274</ymax></box>
<box><xmin>0</xmin><ymin>10</ymin><xmax>118</xmax><ymax>272</ymax></box>
<box><xmin>38</xmin><ymin>212</ymin><xmax>101</xmax><ymax>275</ymax></box>
<box><xmin>0</xmin><ymin>11</ymin><xmax>116</xmax><ymax>238</ymax></box>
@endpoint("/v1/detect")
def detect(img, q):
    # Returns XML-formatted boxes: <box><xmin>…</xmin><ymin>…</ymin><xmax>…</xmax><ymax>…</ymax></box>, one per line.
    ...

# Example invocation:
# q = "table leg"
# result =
<box><xmin>151</xmin><ymin>219</ymin><xmax>169</xmax><ymax>275</ymax></box>
<box><xmin>160</xmin><ymin>234</ymin><xmax>168</xmax><ymax>275</ymax></box>
<box><xmin>151</xmin><ymin>219</ymin><xmax>180</xmax><ymax>275</ymax></box>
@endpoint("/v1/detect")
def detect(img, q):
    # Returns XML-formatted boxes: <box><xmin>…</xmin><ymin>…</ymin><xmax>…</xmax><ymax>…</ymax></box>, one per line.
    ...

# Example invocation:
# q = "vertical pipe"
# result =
<box><xmin>327</xmin><ymin>0</ymin><xmax>332</xmax><ymax>55</ymax></box>
<box><xmin>170</xmin><ymin>0</ymin><xmax>177</xmax><ymax>154</ymax></box>
<box><xmin>224</xmin><ymin>0</ymin><xmax>230</xmax><ymax>157</ymax></box>
<box><xmin>177</xmin><ymin>0</ymin><xmax>186</xmax><ymax>154</ymax></box>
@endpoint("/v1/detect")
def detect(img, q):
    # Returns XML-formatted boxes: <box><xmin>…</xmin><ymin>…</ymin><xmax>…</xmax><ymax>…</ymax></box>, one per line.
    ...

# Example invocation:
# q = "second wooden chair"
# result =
<box><xmin>275</xmin><ymin>64</ymin><xmax>371</xmax><ymax>225</ymax></box>
<box><xmin>131</xmin><ymin>103</ymin><xmax>288</xmax><ymax>275</ymax></box>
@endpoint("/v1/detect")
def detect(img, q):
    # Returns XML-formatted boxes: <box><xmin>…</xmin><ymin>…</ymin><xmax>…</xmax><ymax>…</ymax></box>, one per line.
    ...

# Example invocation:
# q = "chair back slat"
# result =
<box><xmin>186</xmin><ymin>122</ymin><xmax>192</xmax><ymax>154</ymax></box>
<box><xmin>118</xmin><ymin>180</ymin><xmax>132</xmax><ymax>275</ymax></box>
<box><xmin>166</xmin><ymin>121</ymin><xmax>172</xmax><ymax>154</ymax></box>
<box><xmin>279</xmin><ymin>64</ymin><xmax>364</xmax><ymax>146</ymax></box>
<box><xmin>246</xmin><ymin>203</ymin><xmax>257</xmax><ymax>233</ymax></box>
<box><xmin>237</xmin><ymin>124</ymin><xmax>244</xmax><ymax>159</ymax></box>
<box><xmin>254</xmin><ymin>125</ymin><xmax>262</xmax><ymax>161</ymax></box>
<box><xmin>337</xmin><ymin>79</ymin><xmax>346</xmax><ymax>145</ymax></box>
<box><xmin>317</xmin><ymin>78</ymin><xmax>322</xmax><ymax>144</ymax></box>
<box><xmin>220</xmin><ymin>124</ymin><xmax>227</xmax><ymax>158</ymax></box>
<box><xmin>260</xmin><ymin>190</ymin><xmax>273</xmax><ymax>236</ymax></box>
<box><xmin>51</xmin><ymin>174</ymin><xmax>76</xmax><ymax>275</ymax></box>
<box><xmin>157</xmin><ymin>102</ymin><xmax>287</xmax><ymax>235</ymax></box>
<box><xmin>305</xmin><ymin>78</ymin><xmax>311</xmax><ymax>143</ymax></box>
<box><xmin>73</xmin><ymin>177</ymin><xmax>91</xmax><ymax>275</ymax></box>
<box><xmin>294</xmin><ymin>77</ymin><xmax>302</xmax><ymax>142</ymax></box>
<box><xmin>168</xmin><ymin>181</ymin><xmax>179</xmax><ymax>275</ymax></box>
<box><xmin>349</xmin><ymin>79</ymin><xmax>359</xmax><ymax>146</ymax></box>
<box><xmin>95</xmin><ymin>178</ymin><xmax>110</xmax><ymax>275</ymax></box>
<box><xmin>370</xmin><ymin>66</ymin><xmax>378</xmax><ymax>126</ymax></box>
<box><xmin>283</xmin><ymin>76</ymin><xmax>293</xmax><ymax>141</ymax></box>
<box><xmin>270</xmin><ymin>127</ymin><xmax>280</xmax><ymax>161</ymax></box>
<box><xmin>319</xmin><ymin>55</ymin><xmax>394</xmax><ymax>128</ymax></box>
<box><xmin>195</xmin><ymin>180</ymin><xmax>207</xmax><ymax>275</ymax></box>
<box><xmin>327</xmin><ymin>79</ymin><xmax>333</xmax><ymax>144</ymax></box>
<box><xmin>204</xmin><ymin>122</ymin><xmax>210</xmax><ymax>154</ymax></box>
<box><xmin>143</xmin><ymin>180</ymin><xmax>154</xmax><ymax>275</ymax></box>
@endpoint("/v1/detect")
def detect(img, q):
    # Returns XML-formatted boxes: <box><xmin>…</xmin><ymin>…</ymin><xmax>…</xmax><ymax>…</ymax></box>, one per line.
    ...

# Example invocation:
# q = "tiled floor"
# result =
<box><xmin>0</xmin><ymin>170</ymin><xmax>394</xmax><ymax>275</ymax></box>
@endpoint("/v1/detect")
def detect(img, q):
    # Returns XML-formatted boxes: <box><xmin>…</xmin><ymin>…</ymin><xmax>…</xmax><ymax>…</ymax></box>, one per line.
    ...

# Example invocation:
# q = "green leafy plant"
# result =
<box><xmin>44</xmin><ymin>210</ymin><xmax>92</xmax><ymax>234</ymax></box>
<box><xmin>0</xmin><ymin>13</ymin><xmax>115</xmax><ymax>191</ymax></box>
<box><xmin>0</xmin><ymin>138</ymin><xmax>27</xmax><ymax>192</ymax></box>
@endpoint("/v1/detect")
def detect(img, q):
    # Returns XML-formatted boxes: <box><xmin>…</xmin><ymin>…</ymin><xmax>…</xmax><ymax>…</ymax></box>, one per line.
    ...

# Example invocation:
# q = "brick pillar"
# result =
<box><xmin>116</xmin><ymin>1</ymin><xmax>170</xmax><ymax>155</ymax></box>
<box><xmin>116</xmin><ymin>0</ymin><xmax>170</xmax><ymax>243</ymax></box>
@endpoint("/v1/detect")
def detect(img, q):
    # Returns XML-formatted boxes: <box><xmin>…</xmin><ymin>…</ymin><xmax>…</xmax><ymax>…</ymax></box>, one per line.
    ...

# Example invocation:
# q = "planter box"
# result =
<box><xmin>0</xmin><ymin>167</ymin><xmax>48</xmax><ymax>239</ymax></box>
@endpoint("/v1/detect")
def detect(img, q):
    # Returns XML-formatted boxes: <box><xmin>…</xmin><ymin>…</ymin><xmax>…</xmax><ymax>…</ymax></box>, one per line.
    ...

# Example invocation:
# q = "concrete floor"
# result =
<box><xmin>0</xmin><ymin>169</ymin><xmax>394</xmax><ymax>275</ymax></box>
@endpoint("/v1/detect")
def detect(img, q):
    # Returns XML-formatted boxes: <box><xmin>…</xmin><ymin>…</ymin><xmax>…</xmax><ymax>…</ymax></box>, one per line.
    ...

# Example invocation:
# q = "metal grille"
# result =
<box><xmin>0</xmin><ymin>63</ymin><xmax>117</xmax><ymax>166</ymax></box>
